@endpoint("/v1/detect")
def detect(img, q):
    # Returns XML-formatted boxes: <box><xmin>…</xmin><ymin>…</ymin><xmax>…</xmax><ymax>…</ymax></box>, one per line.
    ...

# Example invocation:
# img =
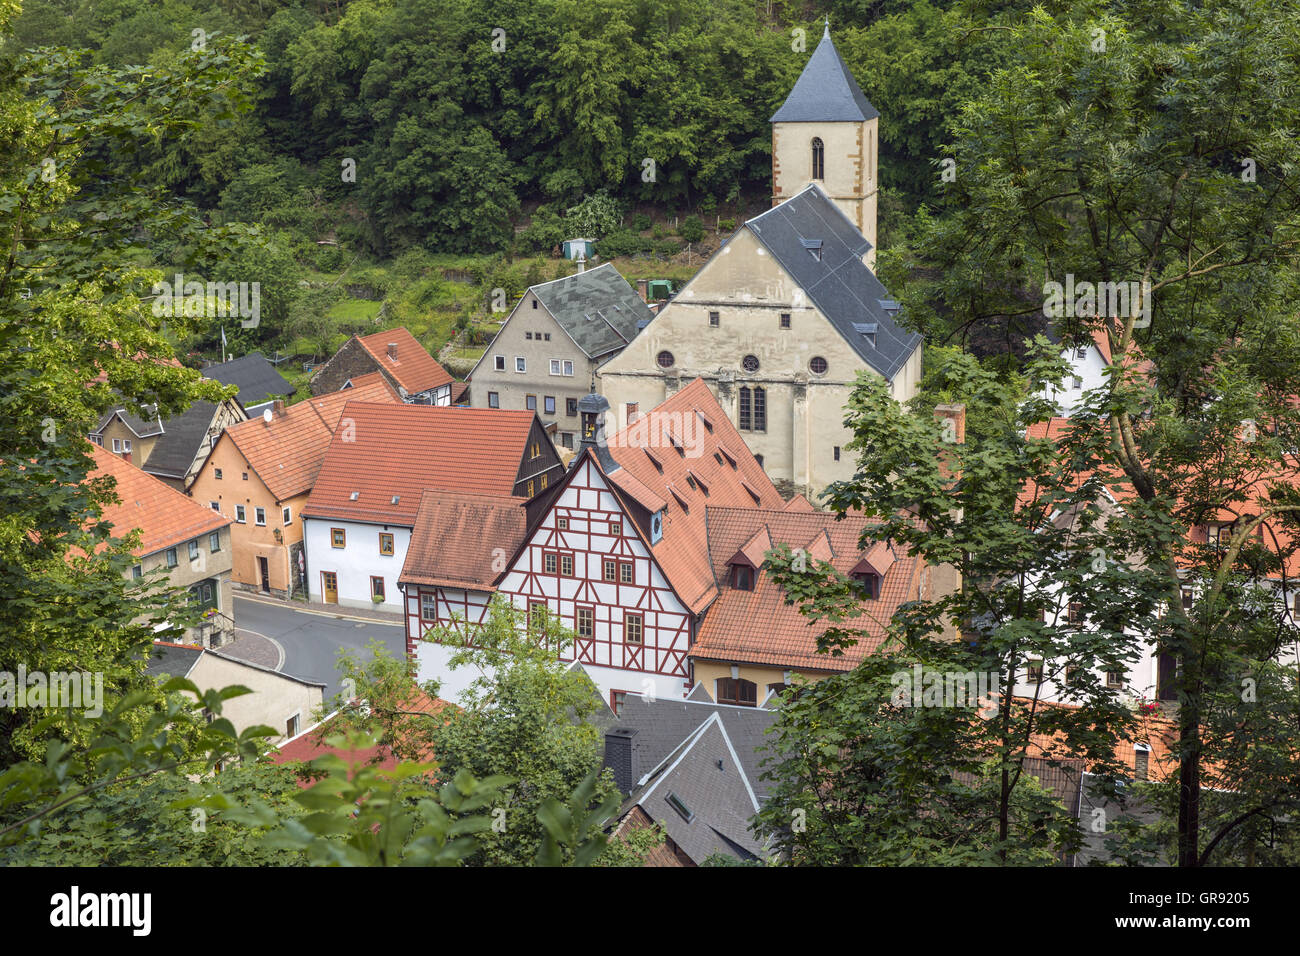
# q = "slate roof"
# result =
<box><xmin>92</xmin><ymin>405</ymin><xmax>164</xmax><ymax>439</ymax></box>
<box><xmin>144</xmin><ymin>641</ymin><xmax>202</xmax><ymax>679</ymax></box>
<box><xmin>399</xmin><ymin>489</ymin><xmax>529</xmax><ymax>590</ymax></box>
<box><xmin>355</xmin><ymin>327</ymin><xmax>456</xmax><ymax>396</ymax></box>
<box><xmin>600</xmin><ymin>693</ymin><xmax>780</xmax><ymax>865</ymax></box>
<box><xmin>302</xmin><ymin>401</ymin><xmax>539</xmax><ymax>526</ymax></box>
<box><xmin>530</xmin><ymin>263</ymin><xmax>652</xmax><ymax>359</ymax></box>
<box><xmin>599</xmin><ymin>378</ymin><xmax>786</xmax><ymax>614</ymax></box>
<box><xmin>745</xmin><ymin>184</ymin><xmax>922</xmax><ymax>381</ymax></box>
<box><xmin>221</xmin><ymin>371</ymin><xmax>401</xmax><ymax>501</ymax></box>
<box><xmin>693</xmin><ymin>506</ymin><xmax>925</xmax><ymax>671</ymax></box>
<box><xmin>89</xmin><ymin>443</ymin><xmax>229</xmax><ymax>556</ymax></box>
<box><xmin>204</xmin><ymin>352</ymin><xmax>296</xmax><ymax>409</ymax></box>
<box><xmin>139</xmin><ymin>400</ymin><xmax>224</xmax><ymax>480</ymax></box>
<box><xmin>769</xmin><ymin>25</ymin><xmax>879</xmax><ymax>123</ymax></box>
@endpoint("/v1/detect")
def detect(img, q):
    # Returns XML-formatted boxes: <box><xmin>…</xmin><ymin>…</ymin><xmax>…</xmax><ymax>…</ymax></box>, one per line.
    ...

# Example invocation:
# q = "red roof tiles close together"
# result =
<box><xmin>399</xmin><ymin>490</ymin><xmax>529</xmax><ymax>590</ymax></box>
<box><xmin>355</xmin><ymin>327</ymin><xmax>455</xmax><ymax>397</ymax></box>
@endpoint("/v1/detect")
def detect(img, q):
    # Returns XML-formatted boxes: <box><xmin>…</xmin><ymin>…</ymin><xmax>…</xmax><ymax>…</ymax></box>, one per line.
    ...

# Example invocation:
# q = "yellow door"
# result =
<box><xmin>322</xmin><ymin>571</ymin><xmax>338</xmax><ymax>604</ymax></box>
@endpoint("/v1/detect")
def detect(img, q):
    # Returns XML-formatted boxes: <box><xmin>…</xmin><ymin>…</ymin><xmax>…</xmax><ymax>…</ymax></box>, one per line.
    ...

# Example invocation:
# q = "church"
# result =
<box><xmin>598</xmin><ymin>25</ymin><xmax>923</xmax><ymax>500</ymax></box>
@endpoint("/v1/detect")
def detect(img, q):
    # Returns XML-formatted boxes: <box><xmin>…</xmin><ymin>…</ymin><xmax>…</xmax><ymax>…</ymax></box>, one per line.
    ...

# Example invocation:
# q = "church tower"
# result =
<box><xmin>770</xmin><ymin>23</ymin><xmax>880</xmax><ymax>268</ymax></box>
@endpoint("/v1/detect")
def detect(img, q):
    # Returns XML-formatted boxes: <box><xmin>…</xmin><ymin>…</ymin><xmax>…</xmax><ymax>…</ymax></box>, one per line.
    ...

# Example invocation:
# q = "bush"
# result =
<box><xmin>653</xmin><ymin>239</ymin><xmax>682</xmax><ymax>258</ymax></box>
<box><xmin>518</xmin><ymin>206</ymin><xmax>566</xmax><ymax>255</ymax></box>
<box><xmin>679</xmin><ymin>215</ymin><xmax>705</xmax><ymax>244</ymax></box>
<box><xmin>652</xmin><ymin>223</ymin><xmax>666</xmax><ymax>240</ymax></box>
<box><xmin>719</xmin><ymin>218</ymin><xmax>737</xmax><ymax>233</ymax></box>
<box><xmin>564</xmin><ymin>190</ymin><xmax>623</xmax><ymax>239</ymax></box>
<box><xmin>630</xmin><ymin>212</ymin><xmax>652</xmax><ymax>232</ymax></box>
<box><xmin>596</xmin><ymin>229</ymin><xmax>646</xmax><ymax>259</ymax></box>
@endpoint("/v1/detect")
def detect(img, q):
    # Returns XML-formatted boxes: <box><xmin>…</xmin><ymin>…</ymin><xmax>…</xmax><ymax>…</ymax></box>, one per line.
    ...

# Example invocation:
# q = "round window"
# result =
<box><xmin>809</xmin><ymin>356</ymin><xmax>828</xmax><ymax>375</ymax></box>
<box><xmin>657</xmin><ymin>350</ymin><xmax>675</xmax><ymax>369</ymax></box>
<box><xmin>742</xmin><ymin>354</ymin><xmax>760</xmax><ymax>373</ymax></box>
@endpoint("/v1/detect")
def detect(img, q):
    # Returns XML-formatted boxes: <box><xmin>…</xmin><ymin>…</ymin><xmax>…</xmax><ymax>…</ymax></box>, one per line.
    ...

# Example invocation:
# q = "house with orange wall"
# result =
<box><xmin>188</xmin><ymin>371</ymin><xmax>402</xmax><ymax>598</ymax></box>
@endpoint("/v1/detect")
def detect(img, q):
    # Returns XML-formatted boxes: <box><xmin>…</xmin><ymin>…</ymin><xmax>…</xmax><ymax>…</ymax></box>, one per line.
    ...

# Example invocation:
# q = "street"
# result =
<box><xmin>231</xmin><ymin>595</ymin><xmax>405</xmax><ymax>704</ymax></box>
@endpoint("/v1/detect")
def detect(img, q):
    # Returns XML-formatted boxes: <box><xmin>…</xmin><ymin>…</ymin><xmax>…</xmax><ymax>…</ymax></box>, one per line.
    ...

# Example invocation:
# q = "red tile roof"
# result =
<box><xmin>603</xmin><ymin>378</ymin><xmax>785</xmax><ymax>613</ymax></box>
<box><xmin>399</xmin><ymin>490</ymin><xmax>529</xmax><ymax>590</ymax></box>
<box><xmin>355</xmin><ymin>327</ymin><xmax>455</xmax><ymax>396</ymax></box>
<box><xmin>222</xmin><ymin>371</ymin><xmax>401</xmax><ymax>501</ymax></box>
<box><xmin>88</xmin><ymin>443</ymin><xmax>230</xmax><ymax>556</ymax></box>
<box><xmin>302</xmin><ymin>401</ymin><xmax>539</xmax><ymax>525</ymax></box>
<box><xmin>692</xmin><ymin>506</ymin><xmax>925</xmax><ymax>671</ymax></box>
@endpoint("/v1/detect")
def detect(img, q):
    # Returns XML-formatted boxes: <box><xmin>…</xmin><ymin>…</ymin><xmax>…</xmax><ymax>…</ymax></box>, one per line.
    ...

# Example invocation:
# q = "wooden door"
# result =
<box><xmin>258</xmin><ymin>556</ymin><xmax>270</xmax><ymax>593</ymax></box>
<box><xmin>321</xmin><ymin>571</ymin><xmax>338</xmax><ymax>604</ymax></box>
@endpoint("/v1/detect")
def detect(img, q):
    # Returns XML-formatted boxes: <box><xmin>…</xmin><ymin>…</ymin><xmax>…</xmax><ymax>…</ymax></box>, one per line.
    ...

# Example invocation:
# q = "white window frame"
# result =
<box><xmin>494</xmin><ymin>355</ymin><xmax>506</xmax><ymax>371</ymax></box>
<box><xmin>515</xmin><ymin>357</ymin><xmax>526</xmax><ymax>373</ymax></box>
<box><xmin>563</xmin><ymin>360</ymin><xmax>574</xmax><ymax>376</ymax></box>
<box><xmin>235</xmin><ymin>505</ymin><xmax>246</xmax><ymax>524</ymax></box>
<box><xmin>550</xmin><ymin>359</ymin><xmax>562</xmax><ymax>375</ymax></box>
<box><xmin>283</xmin><ymin>506</ymin><xmax>291</xmax><ymax>525</ymax></box>
<box><xmin>254</xmin><ymin>507</ymin><xmax>266</xmax><ymax>526</ymax></box>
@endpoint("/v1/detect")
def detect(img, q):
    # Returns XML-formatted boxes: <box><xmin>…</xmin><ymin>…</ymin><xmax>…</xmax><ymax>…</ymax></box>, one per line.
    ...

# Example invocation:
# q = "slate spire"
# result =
<box><xmin>770</xmin><ymin>26</ymin><xmax>879</xmax><ymax>123</ymax></box>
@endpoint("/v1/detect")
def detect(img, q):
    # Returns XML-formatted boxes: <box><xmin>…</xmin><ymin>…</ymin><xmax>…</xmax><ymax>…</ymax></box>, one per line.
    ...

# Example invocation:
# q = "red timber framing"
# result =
<box><xmin>498</xmin><ymin>456</ymin><xmax>692</xmax><ymax>684</ymax></box>
<box><xmin>404</xmin><ymin>585</ymin><xmax>494</xmax><ymax>659</ymax></box>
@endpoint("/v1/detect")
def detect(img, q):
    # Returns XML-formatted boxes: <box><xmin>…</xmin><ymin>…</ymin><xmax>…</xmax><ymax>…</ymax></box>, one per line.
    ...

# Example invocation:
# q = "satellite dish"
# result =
<box><xmin>263</xmin><ymin>408</ymin><xmax>273</xmax><ymax>424</ymax></box>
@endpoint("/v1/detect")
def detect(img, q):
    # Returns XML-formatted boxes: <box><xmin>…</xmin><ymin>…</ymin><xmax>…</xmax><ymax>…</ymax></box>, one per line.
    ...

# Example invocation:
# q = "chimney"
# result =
<box><xmin>934</xmin><ymin>404</ymin><xmax>966</xmax><ymax>445</ymax></box>
<box><xmin>576</xmin><ymin>251</ymin><xmax>586</xmax><ymax>274</ymax></box>
<box><xmin>636</xmin><ymin>278</ymin><xmax>649</xmax><ymax>303</ymax></box>
<box><xmin>603</xmin><ymin>727</ymin><xmax>639</xmax><ymax>794</ymax></box>
<box><xmin>387</xmin><ymin>342</ymin><xmax>398</xmax><ymax>360</ymax></box>
<box><xmin>273</xmin><ymin>399</ymin><xmax>286</xmax><ymax>417</ymax></box>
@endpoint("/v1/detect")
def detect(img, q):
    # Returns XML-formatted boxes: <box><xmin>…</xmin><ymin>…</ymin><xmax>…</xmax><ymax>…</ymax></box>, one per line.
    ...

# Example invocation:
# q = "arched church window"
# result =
<box><xmin>811</xmin><ymin>137</ymin><xmax>825</xmax><ymax>180</ymax></box>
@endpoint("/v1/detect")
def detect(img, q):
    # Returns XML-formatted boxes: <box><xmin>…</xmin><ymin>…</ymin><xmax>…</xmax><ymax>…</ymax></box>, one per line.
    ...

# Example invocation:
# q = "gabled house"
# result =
<box><xmin>467</xmin><ymin>263</ymin><xmax>653</xmax><ymax>450</ymax></box>
<box><xmin>301</xmin><ymin>401</ymin><xmax>563</xmax><ymax>611</ymax></box>
<box><xmin>90</xmin><ymin>397</ymin><xmax>247</xmax><ymax>491</ymax></box>
<box><xmin>308</xmin><ymin>326</ymin><xmax>463</xmax><ymax>405</ymax></box>
<box><xmin>189</xmin><ymin>371</ymin><xmax>402</xmax><ymax>598</ymax></box>
<box><xmin>89</xmin><ymin>443</ymin><xmax>235</xmax><ymax>647</ymax></box>
<box><xmin>203</xmin><ymin>352</ymin><xmax>296</xmax><ymax>415</ymax></box>
<box><xmin>146</xmin><ymin>641</ymin><xmax>325</xmax><ymax>742</ymax></box>
<box><xmin>598</xmin><ymin>688</ymin><xmax>780</xmax><ymax>866</ymax></box>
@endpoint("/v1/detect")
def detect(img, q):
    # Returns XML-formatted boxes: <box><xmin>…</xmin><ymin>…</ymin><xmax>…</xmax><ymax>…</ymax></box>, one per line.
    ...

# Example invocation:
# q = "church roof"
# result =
<box><xmin>770</xmin><ymin>25</ymin><xmax>879</xmax><ymax>123</ymax></box>
<box><xmin>745</xmin><ymin>185</ymin><xmax>923</xmax><ymax>381</ymax></box>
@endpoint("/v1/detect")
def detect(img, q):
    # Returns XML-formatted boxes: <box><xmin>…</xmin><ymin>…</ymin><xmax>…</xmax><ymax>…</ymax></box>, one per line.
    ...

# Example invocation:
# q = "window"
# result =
<box><xmin>189</xmin><ymin>539</ymin><xmax>200</xmax><ymax>561</ymax></box>
<box><xmin>1182</xmin><ymin>587</ymin><xmax>1194</xmax><ymax>611</ymax></box>
<box><xmin>717</xmin><ymin>677</ymin><xmax>757</xmax><ymax>707</ymax></box>
<box><xmin>214</xmin><ymin>468</ymin><xmax>223</xmax><ymax>480</ymax></box>
<box><xmin>1075</xmin><ymin>347</ymin><xmax>1088</xmax><ymax>359</ymax></box>
<box><xmin>1206</xmin><ymin>523</ymin><xmax>1232</xmax><ymax>549</ymax></box>
<box><xmin>620</xmin><ymin>562</ymin><xmax>633</xmax><ymax>584</ymax></box>
<box><xmin>255</xmin><ymin>507</ymin><xmax>266</xmax><ymax>526</ymax></box>
<box><xmin>566</xmin><ymin>398</ymin><xmax>578</xmax><ymax>417</ymax></box>
<box><xmin>709</xmin><ymin>311</ymin><xmax>720</xmax><ymax>327</ymax></box>
<box><xmin>1026</xmin><ymin>659</ymin><xmax>1044</xmax><ymax>684</ymax></box>
<box><xmin>666</xmin><ymin>791</ymin><xmax>695</xmax><ymax>822</ymax></box>
<box><xmin>855</xmin><ymin>572</ymin><xmax>881</xmax><ymax>599</ymax></box>
<box><xmin>488</xmin><ymin>391</ymin><xmax>500</xmax><ymax>408</ymax></box>
<box><xmin>560</xmin><ymin>553</ymin><xmax>574</xmax><ymax>576</ymax></box>
<box><xmin>286</xmin><ymin>714</ymin><xmax>300</xmax><ymax>739</ymax></box>
<box><xmin>331</xmin><ymin>528</ymin><xmax>346</xmax><ymax>548</ymax></box>
<box><xmin>626</xmin><ymin>402</ymin><xmax>639</xmax><ymax>424</ymax></box>
<box><xmin>1064</xmin><ymin>666</ymin><xmax>1079</xmax><ymax>687</ymax></box>
<box><xmin>235</xmin><ymin>505</ymin><xmax>246</xmax><ymax>523</ymax></box>
<box><xmin>531</xmin><ymin>300</ymin><xmax>538</xmax><ymax>310</ymax></box>
<box><xmin>546</xmin><ymin>334</ymin><xmax>553</xmax><ymax>342</ymax></box>
<box><xmin>563</xmin><ymin>360</ymin><xmax>574</xmax><ymax>376</ymax></box>
<box><xmin>1134</xmin><ymin>746</ymin><xmax>1150</xmax><ymax>782</ymax></box>
<box><xmin>132</xmin><ymin>564</ymin><xmax>143</xmax><ymax>579</ymax></box>
<box><xmin>833</xmin><ymin>446</ymin><xmax>841</xmax><ymax>461</ymax></box>
<box><xmin>529</xmin><ymin>602</ymin><xmax>548</xmax><ymax>633</ymax></box>
<box><xmin>811</xmin><ymin>136</ymin><xmax>825</xmax><ymax>180</ymax></box>
<box><xmin>731</xmin><ymin>564</ymin><xmax>754</xmax><ymax>591</ymax></box>
<box><xmin>609</xmin><ymin>521</ymin><xmax>622</xmax><ymax>536</ymax></box>
<box><xmin>604</xmin><ymin>559</ymin><xmax>617</xmax><ymax>581</ymax></box>
<box><xmin>525</xmin><ymin>332</ymin><xmax>533</xmax><ymax>340</ymax></box>
<box><xmin>165</xmin><ymin>548</ymin><xmax>178</xmax><ymax>568</ymax></box>
<box><xmin>527</xmin><ymin>479</ymin><xmax>535</xmax><ymax>496</ymax></box>
<box><xmin>557</xmin><ymin>517</ymin><xmax>568</xmax><ymax>530</ymax></box>
<box><xmin>780</xmin><ymin>313</ymin><xmax>791</xmax><ymax>329</ymax></box>
<box><xmin>1073</xmin><ymin>376</ymin><xmax>1083</xmax><ymax>390</ymax></box>
<box><xmin>530</xmin><ymin>441</ymin><xmax>541</xmax><ymax>458</ymax></box>
<box><xmin>421</xmin><ymin>592</ymin><xmax>437</xmax><ymax>620</ymax></box>
<box><xmin>540</xmin><ymin>474</ymin><xmax>548</xmax><ymax>490</ymax></box>
<box><xmin>242</xmin><ymin>472</ymin><xmax>248</xmax><ymax>481</ymax></box>
<box><xmin>209</xmin><ymin>532</ymin><xmax>220</xmax><ymax>553</ymax></box>
<box><xmin>379</xmin><ymin>533</ymin><xmax>394</xmax><ymax>556</ymax></box>
<box><xmin>544</xmin><ymin>396</ymin><xmax>556</xmax><ymax>415</ymax></box>
<box><xmin>550</xmin><ymin>359</ymin><xmax>562</xmax><ymax>375</ymax></box>
<box><xmin>739</xmin><ymin>387</ymin><xmax>751</xmax><ymax>431</ymax></box>
<box><xmin>283</xmin><ymin>507</ymin><xmax>291</xmax><ymax>525</ymax></box>
<box><xmin>370</xmin><ymin>576</ymin><xmax>385</xmax><ymax>601</ymax></box>
<box><xmin>625</xmin><ymin>613</ymin><xmax>643</xmax><ymax>645</ymax></box>
<box><xmin>611</xmin><ymin>690</ymin><xmax>627</xmax><ymax>717</ymax></box>
<box><xmin>561</xmin><ymin>432</ymin><xmax>573</xmax><ymax>449</ymax></box>
<box><xmin>494</xmin><ymin>355</ymin><xmax>506</xmax><ymax>371</ymax></box>
<box><xmin>656</xmin><ymin>350</ymin><xmax>674</xmax><ymax>368</ymax></box>
<box><xmin>742</xmin><ymin>354</ymin><xmax>760</xmax><ymax>373</ymax></box>
<box><xmin>526</xmin><ymin>394</ymin><xmax>537</xmax><ymax>411</ymax></box>
<box><xmin>753</xmin><ymin>386</ymin><xmax>766</xmax><ymax>431</ymax></box>
<box><xmin>767</xmin><ymin>682</ymin><xmax>790</xmax><ymax>699</ymax></box>
<box><xmin>810</xmin><ymin>356</ymin><xmax>828</xmax><ymax>375</ymax></box>
<box><xmin>544</xmin><ymin>552</ymin><xmax>557</xmax><ymax>574</ymax></box>
<box><xmin>1106</xmin><ymin>670</ymin><xmax>1125</xmax><ymax>689</ymax></box>
<box><xmin>1067</xmin><ymin>602</ymin><xmax>1084</xmax><ymax>625</ymax></box>
<box><xmin>576</xmin><ymin>606</ymin><xmax>593</xmax><ymax>637</ymax></box>
<box><xmin>516</xmin><ymin>357</ymin><xmax>526</xmax><ymax>372</ymax></box>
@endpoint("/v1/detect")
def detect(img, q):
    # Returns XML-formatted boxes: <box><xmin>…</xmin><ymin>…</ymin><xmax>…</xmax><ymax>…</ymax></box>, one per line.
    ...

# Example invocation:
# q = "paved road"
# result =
<box><xmin>232</xmin><ymin>595</ymin><xmax>405</xmax><ymax>703</ymax></box>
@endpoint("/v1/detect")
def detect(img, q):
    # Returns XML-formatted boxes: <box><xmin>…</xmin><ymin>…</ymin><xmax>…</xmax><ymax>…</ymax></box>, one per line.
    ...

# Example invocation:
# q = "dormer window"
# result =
<box><xmin>854</xmin><ymin>571</ymin><xmax>881</xmax><ymax>599</ymax></box>
<box><xmin>650</xmin><ymin>510</ymin><xmax>664</xmax><ymax>544</ymax></box>
<box><xmin>731</xmin><ymin>564</ymin><xmax>755</xmax><ymax>591</ymax></box>
<box><xmin>801</xmin><ymin>237</ymin><xmax>823</xmax><ymax>262</ymax></box>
